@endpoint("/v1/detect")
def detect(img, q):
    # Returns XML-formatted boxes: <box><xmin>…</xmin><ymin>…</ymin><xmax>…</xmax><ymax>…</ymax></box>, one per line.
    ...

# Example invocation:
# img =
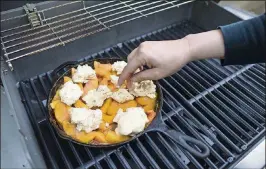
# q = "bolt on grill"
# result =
<box><xmin>0</xmin><ymin>0</ymin><xmax>194</xmax><ymax>70</ymax></box>
<box><xmin>18</xmin><ymin>21</ymin><xmax>265</xmax><ymax>169</ymax></box>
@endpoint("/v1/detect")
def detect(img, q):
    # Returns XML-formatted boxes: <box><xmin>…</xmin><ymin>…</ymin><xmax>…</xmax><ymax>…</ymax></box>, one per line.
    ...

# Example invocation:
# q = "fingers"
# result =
<box><xmin>131</xmin><ymin>68</ymin><xmax>161</xmax><ymax>82</ymax></box>
<box><xmin>118</xmin><ymin>55</ymin><xmax>145</xmax><ymax>86</ymax></box>
<box><xmin>127</xmin><ymin>48</ymin><xmax>137</xmax><ymax>62</ymax></box>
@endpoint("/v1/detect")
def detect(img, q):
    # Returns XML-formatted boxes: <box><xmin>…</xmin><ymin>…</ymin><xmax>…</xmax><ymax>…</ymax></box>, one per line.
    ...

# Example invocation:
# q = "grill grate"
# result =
<box><xmin>19</xmin><ymin>21</ymin><xmax>265</xmax><ymax>169</ymax></box>
<box><xmin>1</xmin><ymin>0</ymin><xmax>194</xmax><ymax>70</ymax></box>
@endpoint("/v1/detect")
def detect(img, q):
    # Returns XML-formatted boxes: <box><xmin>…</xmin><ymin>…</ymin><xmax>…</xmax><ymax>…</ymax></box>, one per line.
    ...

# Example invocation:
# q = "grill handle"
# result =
<box><xmin>52</xmin><ymin>61</ymin><xmax>78</xmax><ymax>82</ymax></box>
<box><xmin>153</xmin><ymin>125</ymin><xmax>210</xmax><ymax>159</ymax></box>
<box><xmin>162</xmin><ymin>130</ymin><xmax>210</xmax><ymax>158</ymax></box>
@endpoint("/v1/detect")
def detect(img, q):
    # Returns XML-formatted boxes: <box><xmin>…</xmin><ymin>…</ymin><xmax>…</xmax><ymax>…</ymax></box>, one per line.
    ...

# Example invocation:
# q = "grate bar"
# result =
<box><xmin>223</xmin><ymin>82</ymin><xmax>265</xmax><ymax>118</ymax></box>
<box><xmin>163</xmin><ymin>110</ymin><xmax>225</xmax><ymax>165</ymax></box>
<box><xmin>2</xmin><ymin>2</ymin><xmax>147</xmax><ymax>58</ymax></box>
<box><xmin>119</xmin><ymin>0</ymin><xmax>147</xmax><ymax>17</ymax></box>
<box><xmin>0</xmin><ymin>23</ymin><xmax>31</xmax><ymax>34</ymax></box>
<box><xmin>181</xmin><ymin>65</ymin><xmax>260</xmax><ymax>133</ymax></box>
<box><xmin>1</xmin><ymin>1</ymin><xmax>142</xmax><ymax>42</ymax></box>
<box><xmin>199</xmin><ymin>96</ymin><xmax>253</xmax><ymax>140</ymax></box>
<box><xmin>205</xmin><ymin>59</ymin><xmax>266</xmax><ymax>102</ymax></box>
<box><xmin>245</xmin><ymin>68</ymin><xmax>265</xmax><ymax>83</ymax></box>
<box><xmin>1</xmin><ymin>0</ymin><xmax>197</xmax><ymax>68</ymax></box>
<box><xmin>83</xmin><ymin>147</ymin><xmax>106</xmax><ymax>169</ymax></box>
<box><xmin>241</xmin><ymin>73</ymin><xmax>265</xmax><ymax>91</ymax></box>
<box><xmin>44</xmin><ymin>1</ymin><xmax>115</xmax><ymax>22</ymax></box>
<box><xmin>163</xmin><ymin>104</ymin><xmax>227</xmax><ymax>165</ymax></box>
<box><xmin>165</xmin><ymin>0</ymin><xmax>176</xmax><ymax>6</ymax></box>
<box><xmin>145</xmin><ymin>0</ymin><xmax>194</xmax><ymax>16</ymax></box>
<box><xmin>228</xmin><ymin>77</ymin><xmax>264</xmax><ymax>104</ymax></box>
<box><xmin>157</xmin><ymin>132</ymin><xmax>191</xmax><ymax>169</ymax></box>
<box><xmin>178</xmin><ymin>62</ymin><xmax>261</xmax><ymax>130</ymax></box>
<box><xmin>193</xmin><ymin>99</ymin><xmax>248</xmax><ymax>144</ymax></box>
<box><xmin>161</xmin><ymin>110</ymin><xmax>209</xmax><ymax>169</ymax></box>
<box><xmin>101</xmin><ymin>1</ymin><xmax>166</xmax><ymax>24</ymax></box>
<box><xmin>115</xmin><ymin>150</ymin><xmax>132</xmax><ymax>169</ymax></box>
<box><xmin>160</xmin><ymin>79</ymin><xmax>243</xmax><ymax>154</ymax></box>
<box><xmin>82</xmin><ymin>1</ymin><xmax>109</xmax><ymax>29</ymax></box>
<box><xmin>136</xmin><ymin>138</ymin><xmax>160</xmax><ymax>169</ymax></box>
<box><xmin>41</xmin><ymin>11</ymin><xmax>65</xmax><ymax>46</ymax></box>
<box><xmin>6</xmin><ymin>26</ymin><xmax>106</xmax><ymax>62</ymax></box>
<box><xmin>144</xmin><ymin>133</ymin><xmax>176</xmax><ymax>169</ymax></box>
<box><xmin>254</xmin><ymin>64</ymin><xmax>265</xmax><ymax>73</ymax></box>
<box><xmin>1</xmin><ymin>0</ymin><xmax>153</xmax><ymax>41</ymax></box>
<box><xmin>243</xmin><ymin>70</ymin><xmax>265</xmax><ymax>88</ymax></box>
<box><xmin>0</xmin><ymin>13</ymin><xmax>28</xmax><ymax>22</ymax></box>
<box><xmin>175</xmin><ymin>69</ymin><xmax>205</xmax><ymax>97</ymax></box>
<box><xmin>167</xmin><ymin>74</ymin><xmax>195</xmax><ymax>98</ymax></box>
<box><xmin>19</xmin><ymin>83</ymin><xmax>60</xmax><ymax>169</ymax></box>
<box><xmin>200</xmin><ymin>59</ymin><xmax>265</xmax><ymax>108</ymax></box>
<box><xmin>102</xmin><ymin>151</ymin><xmax>117</xmax><ymax>169</ymax></box>
<box><xmin>208</xmin><ymin>92</ymin><xmax>258</xmax><ymax>134</ymax></box>
<box><xmin>250</xmin><ymin>66</ymin><xmax>265</xmax><ymax>77</ymax></box>
<box><xmin>154</xmin><ymin>113</ymin><xmax>194</xmax><ymax>168</ymax></box>
<box><xmin>110</xmin><ymin>48</ymin><xmax>126</xmax><ymax>60</ymax></box>
<box><xmin>160</xmin><ymin>79</ymin><xmax>236</xmax><ymax>154</ymax></box>
<box><xmin>29</xmin><ymin>79</ymin><xmax>73</xmax><ymax>169</ymax></box>
<box><xmin>68</xmin><ymin>143</ymin><xmax>83</xmax><ymax>166</ymax></box>
<box><xmin>166</xmin><ymin>114</ymin><xmax>219</xmax><ymax>169</ymax></box>
<box><xmin>214</xmin><ymin>88</ymin><xmax>263</xmax><ymax>128</ymax></box>
<box><xmin>126</xmin><ymin>144</ymin><xmax>146</xmax><ymax>169</ymax></box>
<box><xmin>41</xmin><ymin>1</ymin><xmax>81</xmax><ymax>12</ymax></box>
<box><xmin>193</xmin><ymin>61</ymin><xmax>265</xmax><ymax>120</ymax></box>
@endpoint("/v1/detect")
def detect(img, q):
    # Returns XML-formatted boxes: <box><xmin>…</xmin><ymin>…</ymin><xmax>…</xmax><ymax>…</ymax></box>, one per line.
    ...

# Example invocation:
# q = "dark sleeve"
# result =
<box><xmin>219</xmin><ymin>13</ymin><xmax>265</xmax><ymax>66</ymax></box>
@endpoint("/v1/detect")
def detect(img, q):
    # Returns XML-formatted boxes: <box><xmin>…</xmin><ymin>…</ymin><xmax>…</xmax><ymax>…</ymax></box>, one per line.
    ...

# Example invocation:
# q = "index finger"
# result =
<box><xmin>118</xmin><ymin>53</ymin><xmax>144</xmax><ymax>86</ymax></box>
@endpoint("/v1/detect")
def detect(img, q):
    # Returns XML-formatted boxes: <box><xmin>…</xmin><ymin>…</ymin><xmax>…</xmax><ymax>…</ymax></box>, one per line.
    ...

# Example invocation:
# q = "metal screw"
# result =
<box><xmin>241</xmin><ymin>145</ymin><xmax>247</xmax><ymax>150</ymax></box>
<box><xmin>227</xmin><ymin>157</ymin><xmax>234</xmax><ymax>163</ymax></box>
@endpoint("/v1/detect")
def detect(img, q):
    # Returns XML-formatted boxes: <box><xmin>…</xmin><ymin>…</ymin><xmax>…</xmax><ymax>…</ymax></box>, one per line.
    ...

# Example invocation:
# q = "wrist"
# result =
<box><xmin>183</xmin><ymin>30</ymin><xmax>225</xmax><ymax>61</ymax></box>
<box><xmin>183</xmin><ymin>34</ymin><xmax>196</xmax><ymax>62</ymax></box>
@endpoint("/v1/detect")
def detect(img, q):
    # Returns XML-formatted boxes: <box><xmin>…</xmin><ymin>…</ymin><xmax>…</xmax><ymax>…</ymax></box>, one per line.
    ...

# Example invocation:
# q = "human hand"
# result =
<box><xmin>118</xmin><ymin>39</ymin><xmax>192</xmax><ymax>86</ymax></box>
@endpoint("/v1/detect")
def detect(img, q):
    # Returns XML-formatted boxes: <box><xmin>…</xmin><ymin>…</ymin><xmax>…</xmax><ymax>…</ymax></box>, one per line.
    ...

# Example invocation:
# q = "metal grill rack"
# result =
<box><xmin>1</xmin><ymin>0</ymin><xmax>194</xmax><ymax>70</ymax></box>
<box><xmin>19</xmin><ymin>21</ymin><xmax>265</xmax><ymax>169</ymax></box>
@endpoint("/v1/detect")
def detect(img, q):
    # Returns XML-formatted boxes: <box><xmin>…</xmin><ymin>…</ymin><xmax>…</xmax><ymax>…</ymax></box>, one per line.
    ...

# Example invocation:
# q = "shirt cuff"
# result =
<box><xmin>218</xmin><ymin>24</ymin><xmax>246</xmax><ymax>66</ymax></box>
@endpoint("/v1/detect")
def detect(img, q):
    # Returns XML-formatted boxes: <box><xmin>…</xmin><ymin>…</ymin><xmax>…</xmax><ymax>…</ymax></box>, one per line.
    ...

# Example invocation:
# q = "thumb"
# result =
<box><xmin>131</xmin><ymin>68</ymin><xmax>161</xmax><ymax>82</ymax></box>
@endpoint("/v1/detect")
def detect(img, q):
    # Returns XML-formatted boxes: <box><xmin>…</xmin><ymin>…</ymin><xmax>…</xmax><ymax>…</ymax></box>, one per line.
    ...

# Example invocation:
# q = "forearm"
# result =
<box><xmin>184</xmin><ymin>30</ymin><xmax>225</xmax><ymax>61</ymax></box>
<box><xmin>219</xmin><ymin>14</ymin><xmax>265</xmax><ymax>65</ymax></box>
<box><xmin>184</xmin><ymin>14</ymin><xmax>265</xmax><ymax>65</ymax></box>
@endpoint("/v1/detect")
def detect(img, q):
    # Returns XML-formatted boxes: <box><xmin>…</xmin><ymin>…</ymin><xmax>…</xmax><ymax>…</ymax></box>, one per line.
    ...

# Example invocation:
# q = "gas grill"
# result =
<box><xmin>1</xmin><ymin>1</ymin><xmax>265</xmax><ymax>169</ymax></box>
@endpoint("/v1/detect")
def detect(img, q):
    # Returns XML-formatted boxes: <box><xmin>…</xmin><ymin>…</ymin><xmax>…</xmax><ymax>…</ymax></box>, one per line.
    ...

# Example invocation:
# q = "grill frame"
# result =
<box><xmin>17</xmin><ymin>21</ymin><xmax>265</xmax><ymax>169</ymax></box>
<box><xmin>1</xmin><ymin>1</ymin><xmax>265</xmax><ymax>169</ymax></box>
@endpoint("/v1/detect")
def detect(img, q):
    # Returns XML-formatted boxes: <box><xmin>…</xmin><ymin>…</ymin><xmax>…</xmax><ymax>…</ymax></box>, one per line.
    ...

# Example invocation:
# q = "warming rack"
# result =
<box><xmin>0</xmin><ymin>0</ymin><xmax>194</xmax><ymax>70</ymax></box>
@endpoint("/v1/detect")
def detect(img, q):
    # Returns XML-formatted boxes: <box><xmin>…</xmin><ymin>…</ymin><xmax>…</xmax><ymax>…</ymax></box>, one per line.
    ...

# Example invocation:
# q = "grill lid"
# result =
<box><xmin>18</xmin><ymin>21</ymin><xmax>265</xmax><ymax>169</ymax></box>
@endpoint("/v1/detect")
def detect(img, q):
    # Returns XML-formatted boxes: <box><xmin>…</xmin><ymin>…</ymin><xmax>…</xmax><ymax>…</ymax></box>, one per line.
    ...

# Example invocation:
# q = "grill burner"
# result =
<box><xmin>19</xmin><ymin>21</ymin><xmax>265</xmax><ymax>169</ymax></box>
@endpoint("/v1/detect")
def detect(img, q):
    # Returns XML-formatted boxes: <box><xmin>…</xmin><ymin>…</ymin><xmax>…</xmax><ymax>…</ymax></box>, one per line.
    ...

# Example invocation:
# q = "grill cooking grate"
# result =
<box><xmin>1</xmin><ymin>0</ymin><xmax>194</xmax><ymax>70</ymax></box>
<box><xmin>19</xmin><ymin>21</ymin><xmax>265</xmax><ymax>169</ymax></box>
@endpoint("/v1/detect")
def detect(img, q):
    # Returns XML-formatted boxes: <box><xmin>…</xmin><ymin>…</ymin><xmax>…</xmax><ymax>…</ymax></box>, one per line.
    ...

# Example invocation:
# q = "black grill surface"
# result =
<box><xmin>19</xmin><ymin>21</ymin><xmax>265</xmax><ymax>169</ymax></box>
